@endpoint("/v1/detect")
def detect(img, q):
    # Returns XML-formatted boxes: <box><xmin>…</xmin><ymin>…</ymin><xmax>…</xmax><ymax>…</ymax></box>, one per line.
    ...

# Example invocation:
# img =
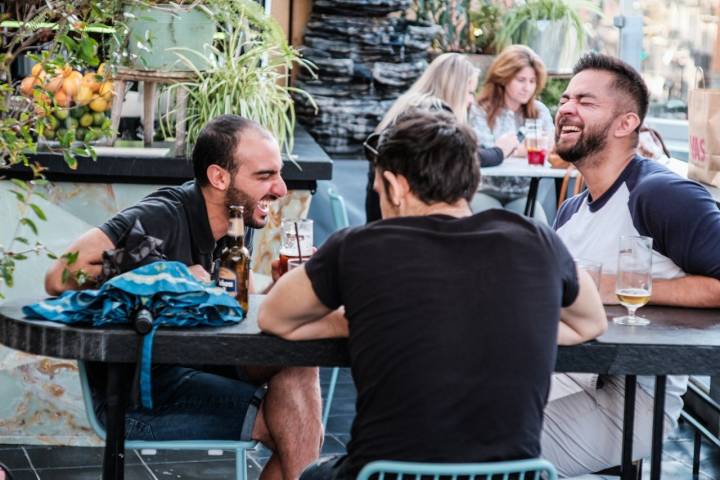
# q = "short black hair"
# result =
<box><xmin>192</xmin><ymin>115</ymin><xmax>264</xmax><ymax>186</ymax></box>
<box><xmin>376</xmin><ymin>108</ymin><xmax>480</xmax><ymax>204</ymax></box>
<box><xmin>573</xmin><ymin>53</ymin><xmax>649</xmax><ymax>126</ymax></box>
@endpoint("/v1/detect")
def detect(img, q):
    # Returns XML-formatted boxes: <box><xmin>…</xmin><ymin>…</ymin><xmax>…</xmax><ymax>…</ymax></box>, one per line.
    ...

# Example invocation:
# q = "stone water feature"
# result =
<box><xmin>294</xmin><ymin>0</ymin><xmax>438</xmax><ymax>155</ymax></box>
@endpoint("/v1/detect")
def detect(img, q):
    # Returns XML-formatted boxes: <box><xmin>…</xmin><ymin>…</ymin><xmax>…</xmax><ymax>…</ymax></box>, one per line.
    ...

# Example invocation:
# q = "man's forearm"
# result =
<box><xmin>280</xmin><ymin>309</ymin><xmax>349</xmax><ymax>341</ymax></box>
<box><xmin>652</xmin><ymin>275</ymin><xmax>720</xmax><ymax>308</ymax></box>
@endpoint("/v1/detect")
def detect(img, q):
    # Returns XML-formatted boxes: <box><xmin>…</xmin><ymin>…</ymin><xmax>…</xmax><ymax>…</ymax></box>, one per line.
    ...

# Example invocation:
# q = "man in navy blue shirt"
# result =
<box><xmin>544</xmin><ymin>52</ymin><xmax>720</xmax><ymax>476</ymax></box>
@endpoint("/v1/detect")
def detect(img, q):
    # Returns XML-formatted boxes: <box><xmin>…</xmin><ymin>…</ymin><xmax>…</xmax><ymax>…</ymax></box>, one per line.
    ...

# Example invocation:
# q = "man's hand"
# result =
<box><xmin>188</xmin><ymin>264</ymin><xmax>211</xmax><ymax>283</ymax></box>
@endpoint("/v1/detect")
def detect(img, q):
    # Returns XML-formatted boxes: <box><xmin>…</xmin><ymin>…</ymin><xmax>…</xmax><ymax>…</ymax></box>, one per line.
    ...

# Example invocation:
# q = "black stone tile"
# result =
<box><xmin>321</xmin><ymin>435</ymin><xmax>347</xmax><ymax>455</ymax></box>
<box><xmin>0</xmin><ymin>448</ymin><xmax>31</xmax><ymax>470</ymax></box>
<box><xmin>7</xmin><ymin>471</ymin><xmax>39</xmax><ymax>480</ymax></box>
<box><xmin>133</xmin><ymin>448</ymin><xmax>246</xmax><ymax>465</ymax></box>
<box><xmin>325</xmin><ymin>415</ymin><xmax>354</xmax><ymax>436</ymax></box>
<box><xmin>25</xmin><ymin>446</ymin><xmax>119</xmax><ymax>469</ymax></box>
<box><xmin>328</xmin><ymin>382</ymin><xmax>357</xmax><ymax>400</ymax></box>
<box><xmin>323</xmin><ymin>398</ymin><xmax>356</xmax><ymax>418</ymax></box>
<box><xmin>34</xmin><ymin>464</ymin><xmax>153</xmax><ymax>480</ymax></box>
<box><xmin>147</xmin><ymin>459</ymin><xmax>236</xmax><ymax>479</ymax></box>
<box><xmin>332</xmin><ymin>433</ymin><xmax>351</xmax><ymax>446</ymax></box>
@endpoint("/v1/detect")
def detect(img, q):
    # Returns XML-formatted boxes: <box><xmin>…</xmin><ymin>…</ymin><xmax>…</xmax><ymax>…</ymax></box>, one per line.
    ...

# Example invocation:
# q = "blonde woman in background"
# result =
<box><xmin>470</xmin><ymin>45</ymin><xmax>554</xmax><ymax>223</ymax></box>
<box><xmin>366</xmin><ymin>53</ymin><xmax>519</xmax><ymax>222</ymax></box>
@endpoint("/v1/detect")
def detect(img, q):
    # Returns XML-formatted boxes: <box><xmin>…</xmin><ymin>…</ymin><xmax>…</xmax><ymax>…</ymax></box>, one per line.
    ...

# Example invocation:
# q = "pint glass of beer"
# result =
<box><xmin>279</xmin><ymin>218</ymin><xmax>313</xmax><ymax>275</ymax></box>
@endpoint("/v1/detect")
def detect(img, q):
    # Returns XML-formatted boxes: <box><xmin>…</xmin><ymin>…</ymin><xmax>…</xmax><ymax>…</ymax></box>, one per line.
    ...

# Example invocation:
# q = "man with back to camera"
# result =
<box><xmin>543</xmin><ymin>52</ymin><xmax>720</xmax><ymax>476</ymax></box>
<box><xmin>258</xmin><ymin>108</ymin><xmax>607</xmax><ymax>479</ymax></box>
<box><xmin>44</xmin><ymin>115</ymin><xmax>323</xmax><ymax>480</ymax></box>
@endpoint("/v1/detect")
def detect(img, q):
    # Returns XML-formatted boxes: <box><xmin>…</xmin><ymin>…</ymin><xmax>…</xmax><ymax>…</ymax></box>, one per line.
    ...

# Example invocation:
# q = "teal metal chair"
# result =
<box><xmin>77</xmin><ymin>362</ymin><xmax>256</xmax><ymax>480</ymax></box>
<box><xmin>357</xmin><ymin>459</ymin><xmax>558</xmax><ymax>480</ymax></box>
<box><xmin>322</xmin><ymin>188</ymin><xmax>350</xmax><ymax>429</ymax></box>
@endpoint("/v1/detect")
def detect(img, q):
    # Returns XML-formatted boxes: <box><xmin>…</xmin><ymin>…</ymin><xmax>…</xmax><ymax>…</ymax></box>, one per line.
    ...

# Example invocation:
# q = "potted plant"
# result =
<box><xmin>160</xmin><ymin>0</ymin><xmax>315</xmax><ymax>156</ymax></box>
<box><xmin>494</xmin><ymin>0</ymin><xmax>601</xmax><ymax>72</ymax></box>
<box><xmin>120</xmin><ymin>1</ymin><xmax>216</xmax><ymax>71</ymax></box>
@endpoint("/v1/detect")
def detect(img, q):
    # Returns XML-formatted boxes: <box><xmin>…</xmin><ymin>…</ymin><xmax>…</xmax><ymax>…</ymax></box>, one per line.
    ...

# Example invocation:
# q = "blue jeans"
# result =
<box><xmin>94</xmin><ymin>365</ymin><xmax>265</xmax><ymax>441</ymax></box>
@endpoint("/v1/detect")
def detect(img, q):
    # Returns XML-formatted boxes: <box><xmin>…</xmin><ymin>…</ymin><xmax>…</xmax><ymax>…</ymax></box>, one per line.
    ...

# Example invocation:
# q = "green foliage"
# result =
<box><xmin>0</xmin><ymin>1</ymin><xmax>115</xmax><ymax>297</ymax></box>
<box><xmin>414</xmin><ymin>0</ymin><xmax>471</xmax><ymax>52</ymax></box>
<box><xmin>494</xmin><ymin>0</ymin><xmax>601</xmax><ymax>52</ymax></box>
<box><xmin>160</xmin><ymin>0</ymin><xmax>315</xmax><ymax>156</ymax></box>
<box><xmin>468</xmin><ymin>3</ymin><xmax>502</xmax><ymax>54</ymax></box>
<box><xmin>539</xmin><ymin>77</ymin><xmax>570</xmax><ymax>116</ymax></box>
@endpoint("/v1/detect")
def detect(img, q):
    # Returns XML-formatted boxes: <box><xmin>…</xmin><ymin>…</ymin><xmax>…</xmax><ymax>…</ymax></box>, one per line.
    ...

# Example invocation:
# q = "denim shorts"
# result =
<box><xmin>95</xmin><ymin>365</ymin><xmax>266</xmax><ymax>441</ymax></box>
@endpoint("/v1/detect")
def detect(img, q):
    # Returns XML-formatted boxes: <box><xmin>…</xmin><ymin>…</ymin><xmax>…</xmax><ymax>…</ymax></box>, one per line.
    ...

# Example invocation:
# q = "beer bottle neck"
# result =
<box><xmin>228</xmin><ymin>217</ymin><xmax>244</xmax><ymax>238</ymax></box>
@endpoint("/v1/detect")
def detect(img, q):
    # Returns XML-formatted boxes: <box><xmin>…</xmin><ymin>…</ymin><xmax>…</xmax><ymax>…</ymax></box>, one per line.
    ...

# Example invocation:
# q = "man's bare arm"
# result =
<box><xmin>45</xmin><ymin>228</ymin><xmax>114</xmax><ymax>295</ymax></box>
<box><xmin>558</xmin><ymin>268</ymin><xmax>608</xmax><ymax>345</ymax></box>
<box><xmin>651</xmin><ymin>275</ymin><xmax>720</xmax><ymax>308</ymax></box>
<box><xmin>258</xmin><ymin>266</ymin><xmax>341</xmax><ymax>340</ymax></box>
<box><xmin>597</xmin><ymin>273</ymin><xmax>720</xmax><ymax>308</ymax></box>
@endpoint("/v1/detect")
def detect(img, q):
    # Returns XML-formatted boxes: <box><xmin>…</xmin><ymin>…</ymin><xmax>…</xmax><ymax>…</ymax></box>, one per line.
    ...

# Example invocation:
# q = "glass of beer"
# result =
<box><xmin>614</xmin><ymin>235</ymin><xmax>653</xmax><ymax>326</ymax></box>
<box><xmin>279</xmin><ymin>218</ymin><xmax>313</xmax><ymax>275</ymax></box>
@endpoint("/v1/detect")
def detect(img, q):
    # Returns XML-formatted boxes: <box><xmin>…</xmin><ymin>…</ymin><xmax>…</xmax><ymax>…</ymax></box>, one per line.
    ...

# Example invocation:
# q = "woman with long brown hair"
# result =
<box><xmin>366</xmin><ymin>53</ymin><xmax>518</xmax><ymax>222</ymax></box>
<box><xmin>470</xmin><ymin>45</ymin><xmax>554</xmax><ymax>222</ymax></box>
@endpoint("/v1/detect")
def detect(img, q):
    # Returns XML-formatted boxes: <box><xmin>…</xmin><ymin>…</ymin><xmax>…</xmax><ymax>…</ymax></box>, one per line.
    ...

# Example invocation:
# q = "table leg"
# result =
<box><xmin>524</xmin><ymin>178</ymin><xmax>540</xmax><ymax>217</ymax></box>
<box><xmin>622</xmin><ymin>375</ymin><xmax>637</xmax><ymax>480</ymax></box>
<box><xmin>650</xmin><ymin>375</ymin><xmax>667</xmax><ymax>480</ymax></box>
<box><xmin>103</xmin><ymin>363</ymin><xmax>128</xmax><ymax>480</ymax></box>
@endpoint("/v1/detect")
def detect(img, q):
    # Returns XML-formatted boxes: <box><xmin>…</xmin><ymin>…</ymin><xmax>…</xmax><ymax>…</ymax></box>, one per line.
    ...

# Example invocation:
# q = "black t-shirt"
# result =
<box><xmin>99</xmin><ymin>180</ymin><xmax>254</xmax><ymax>270</ymax></box>
<box><xmin>91</xmin><ymin>180</ymin><xmax>254</xmax><ymax>398</ymax></box>
<box><xmin>305</xmin><ymin>209</ymin><xmax>578</xmax><ymax>477</ymax></box>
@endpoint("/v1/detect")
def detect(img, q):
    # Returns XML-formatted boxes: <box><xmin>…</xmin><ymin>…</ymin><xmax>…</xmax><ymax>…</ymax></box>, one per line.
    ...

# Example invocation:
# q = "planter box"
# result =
<box><xmin>125</xmin><ymin>4</ymin><xmax>215</xmax><ymax>71</ymax></box>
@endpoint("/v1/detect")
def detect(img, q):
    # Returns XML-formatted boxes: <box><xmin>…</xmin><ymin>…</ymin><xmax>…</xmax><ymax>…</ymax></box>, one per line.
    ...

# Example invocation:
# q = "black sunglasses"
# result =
<box><xmin>363</xmin><ymin>132</ymin><xmax>381</xmax><ymax>163</ymax></box>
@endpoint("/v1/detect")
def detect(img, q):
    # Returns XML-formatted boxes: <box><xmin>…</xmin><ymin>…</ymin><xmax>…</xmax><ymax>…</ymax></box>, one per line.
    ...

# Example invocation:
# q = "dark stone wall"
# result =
<box><xmin>294</xmin><ymin>0</ymin><xmax>437</xmax><ymax>155</ymax></box>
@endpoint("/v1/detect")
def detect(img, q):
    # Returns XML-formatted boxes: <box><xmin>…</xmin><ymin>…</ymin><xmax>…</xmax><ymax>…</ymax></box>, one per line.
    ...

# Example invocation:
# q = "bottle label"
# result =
<box><xmin>218</xmin><ymin>268</ymin><xmax>237</xmax><ymax>295</ymax></box>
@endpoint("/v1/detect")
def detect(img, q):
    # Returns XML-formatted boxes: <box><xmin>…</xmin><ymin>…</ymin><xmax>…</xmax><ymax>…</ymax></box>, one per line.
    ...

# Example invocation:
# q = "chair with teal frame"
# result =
<box><xmin>322</xmin><ymin>188</ymin><xmax>350</xmax><ymax>429</ymax></box>
<box><xmin>357</xmin><ymin>459</ymin><xmax>558</xmax><ymax>480</ymax></box>
<box><xmin>77</xmin><ymin>362</ymin><xmax>257</xmax><ymax>480</ymax></box>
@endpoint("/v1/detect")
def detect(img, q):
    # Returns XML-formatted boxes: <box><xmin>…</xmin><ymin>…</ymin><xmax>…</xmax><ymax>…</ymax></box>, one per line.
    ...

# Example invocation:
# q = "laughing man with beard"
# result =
<box><xmin>45</xmin><ymin>115</ymin><xmax>323</xmax><ymax>480</ymax></box>
<box><xmin>541</xmin><ymin>53</ymin><xmax>720</xmax><ymax>476</ymax></box>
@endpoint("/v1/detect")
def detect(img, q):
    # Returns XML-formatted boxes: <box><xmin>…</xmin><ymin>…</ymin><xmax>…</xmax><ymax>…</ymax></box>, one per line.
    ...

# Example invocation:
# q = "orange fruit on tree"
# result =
<box><xmin>89</xmin><ymin>96</ymin><xmax>109</xmax><ymax>112</ymax></box>
<box><xmin>82</xmin><ymin>72</ymin><xmax>101</xmax><ymax>93</ymax></box>
<box><xmin>31</xmin><ymin>63</ymin><xmax>45</xmax><ymax>77</ymax></box>
<box><xmin>20</xmin><ymin>76</ymin><xmax>41</xmax><ymax>97</ymax></box>
<box><xmin>53</xmin><ymin>89</ymin><xmax>71</xmax><ymax>108</ymax></box>
<box><xmin>98</xmin><ymin>81</ymin><xmax>114</xmax><ymax>101</ymax></box>
<box><xmin>62</xmin><ymin>74</ymin><xmax>82</xmax><ymax>97</ymax></box>
<box><xmin>45</xmin><ymin>74</ymin><xmax>64</xmax><ymax>93</ymax></box>
<box><xmin>75</xmin><ymin>84</ymin><xmax>94</xmax><ymax>105</ymax></box>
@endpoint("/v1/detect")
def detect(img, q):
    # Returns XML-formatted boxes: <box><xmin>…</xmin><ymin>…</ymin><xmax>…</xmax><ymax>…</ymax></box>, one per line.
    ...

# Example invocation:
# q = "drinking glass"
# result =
<box><xmin>279</xmin><ymin>218</ymin><xmax>313</xmax><ymax>275</ymax></box>
<box><xmin>614</xmin><ymin>235</ymin><xmax>653</xmax><ymax>326</ymax></box>
<box><xmin>287</xmin><ymin>258</ymin><xmax>307</xmax><ymax>271</ymax></box>
<box><xmin>524</xmin><ymin>119</ymin><xmax>547</xmax><ymax>166</ymax></box>
<box><xmin>575</xmin><ymin>258</ymin><xmax>602</xmax><ymax>291</ymax></box>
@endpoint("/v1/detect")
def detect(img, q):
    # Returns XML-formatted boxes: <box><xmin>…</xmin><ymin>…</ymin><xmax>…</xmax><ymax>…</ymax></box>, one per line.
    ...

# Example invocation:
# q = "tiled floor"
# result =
<box><xmin>1</xmin><ymin>368</ymin><xmax>719</xmax><ymax>479</ymax></box>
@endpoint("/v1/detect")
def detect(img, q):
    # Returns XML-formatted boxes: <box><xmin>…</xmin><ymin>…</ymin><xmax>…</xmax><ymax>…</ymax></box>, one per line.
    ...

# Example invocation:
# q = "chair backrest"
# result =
<box><xmin>357</xmin><ymin>459</ymin><xmax>558</xmax><ymax>480</ymax></box>
<box><xmin>328</xmin><ymin>188</ymin><xmax>350</xmax><ymax>230</ymax></box>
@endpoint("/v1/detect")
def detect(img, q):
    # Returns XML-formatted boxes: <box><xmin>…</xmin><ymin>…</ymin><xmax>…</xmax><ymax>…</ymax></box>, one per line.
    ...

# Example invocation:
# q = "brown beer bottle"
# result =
<box><xmin>217</xmin><ymin>205</ymin><xmax>250</xmax><ymax>312</ymax></box>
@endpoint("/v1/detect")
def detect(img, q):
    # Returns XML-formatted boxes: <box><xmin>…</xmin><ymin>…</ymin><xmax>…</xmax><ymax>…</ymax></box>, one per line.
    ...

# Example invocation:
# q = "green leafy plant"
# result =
<box><xmin>0</xmin><ymin>1</ymin><xmax>115</xmax><ymax>297</ymax></box>
<box><xmin>539</xmin><ymin>77</ymin><xmax>570</xmax><ymax>116</ymax></box>
<box><xmin>413</xmin><ymin>0</ymin><xmax>470</xmax><ymax>52</ymax></box>
<box><xmin>161</xmin><ymin>0</ymin><xmax>315</xmax><ymax>156</ymax></box>
<box><xmin>494</xmin><ymin>0</ymin><xmax>600</xmax><ymax>51</ymax></box>
<box><xmin>468</xmin><ymin>3</ymin><xmax>503</xmax><ymax>54</ymax></box>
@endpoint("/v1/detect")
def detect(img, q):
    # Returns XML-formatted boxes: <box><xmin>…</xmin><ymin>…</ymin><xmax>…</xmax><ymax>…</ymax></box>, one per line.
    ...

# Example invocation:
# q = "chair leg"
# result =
<box><xmin>235</xmin><ymin>447</ymin><xmax>246</xmax><ymax>480</ymax></box>
<box><xmin>323</xmin><ymin>367</ymin><xmax>340</xmax><ymax>429</ymax></box>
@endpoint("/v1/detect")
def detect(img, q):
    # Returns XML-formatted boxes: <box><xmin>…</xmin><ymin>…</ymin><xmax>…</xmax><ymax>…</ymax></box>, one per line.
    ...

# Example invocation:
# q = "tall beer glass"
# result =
<box><xmin>614</xmin><ymin>235</ymin><xmax>653</xmax><ymax>326</ymax></box>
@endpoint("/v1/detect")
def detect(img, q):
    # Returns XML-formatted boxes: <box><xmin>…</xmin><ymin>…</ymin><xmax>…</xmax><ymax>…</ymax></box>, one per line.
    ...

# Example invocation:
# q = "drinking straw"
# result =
<box><xmin>294</xmin><ymin>222</ymin><xmax>303</xmax><ymax>263</ymax></box>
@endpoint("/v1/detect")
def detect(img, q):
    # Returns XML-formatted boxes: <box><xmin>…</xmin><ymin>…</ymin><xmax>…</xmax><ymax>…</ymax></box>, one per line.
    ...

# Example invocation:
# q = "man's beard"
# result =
<box><xmin>225</xmin><ymin>183</ymin><xmax>264</xmax><ymax>228</ymax></box>
<box><xmin>555</xmin><ymin>118</ymin><xmax>613</xmax><ymax>166</ymax></box>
